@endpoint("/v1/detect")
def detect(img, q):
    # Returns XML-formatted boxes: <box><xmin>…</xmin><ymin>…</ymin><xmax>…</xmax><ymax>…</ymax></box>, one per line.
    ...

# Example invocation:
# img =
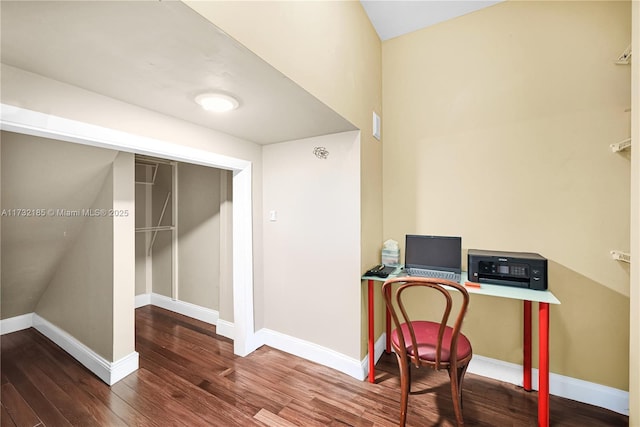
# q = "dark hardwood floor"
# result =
<box><xmin>1</xmin><ymin>306</ymin><xmax>629</xmax><ymax>426</ymax></box>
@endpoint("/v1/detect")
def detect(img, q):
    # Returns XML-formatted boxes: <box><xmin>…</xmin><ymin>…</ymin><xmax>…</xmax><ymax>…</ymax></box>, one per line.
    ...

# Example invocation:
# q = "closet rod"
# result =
<box><xmin>148</xmin><ymin>191</ymin><xmax>172</xmax><ymax>256</ymax></box>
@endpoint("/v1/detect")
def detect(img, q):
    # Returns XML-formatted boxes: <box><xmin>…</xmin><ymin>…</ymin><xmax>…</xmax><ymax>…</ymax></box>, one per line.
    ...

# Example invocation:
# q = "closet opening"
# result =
<box><xmin>134</xmin><ymin>155</ymin><xmax>234</xmax><ymax>330</ymax></box>
<box><xmin>2</xmin><ymin>104</ymin><xmax>256</xmax><ymax>360</ymax></box>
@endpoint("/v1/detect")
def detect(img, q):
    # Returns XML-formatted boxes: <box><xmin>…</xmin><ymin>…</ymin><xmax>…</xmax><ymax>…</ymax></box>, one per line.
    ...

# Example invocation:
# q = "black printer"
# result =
<box><xmin>468</xmin><ymin>249</ymin><xmax>547</xmax><ymax>290</ymax></box>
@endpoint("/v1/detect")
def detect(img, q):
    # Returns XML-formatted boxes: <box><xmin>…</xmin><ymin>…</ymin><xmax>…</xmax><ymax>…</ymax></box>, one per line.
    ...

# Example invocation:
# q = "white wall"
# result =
<box><xmin>262</xmin><ymin>131</ymin><xmax>361</xmax><ymax>358</ymax></box>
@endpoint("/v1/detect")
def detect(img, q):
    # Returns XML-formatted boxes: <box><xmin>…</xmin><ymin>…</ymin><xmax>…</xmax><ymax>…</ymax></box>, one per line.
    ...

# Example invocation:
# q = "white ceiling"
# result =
<box><xmin>1</xmin><ymin>1</ymin><xmax>502</xmax><ymax>146</ymax></box>
<box><xmin>0</xmin><ymin>1</ymin><xmax>356</xmax><ymax>145</ymax></box>
<box><xmin>361</xmin><ymin>0</ymin><xmax>502</xmax><ymax>41</ymax></box>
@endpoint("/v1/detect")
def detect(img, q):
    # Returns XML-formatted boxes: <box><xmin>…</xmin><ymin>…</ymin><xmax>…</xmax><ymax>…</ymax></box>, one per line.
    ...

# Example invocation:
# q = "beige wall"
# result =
<box><xmin>382</xmin><ymin>1</ymin><xmax>631</xmax><ymax>390</ymax></box>
<box><xmin>629</xmin><ymin>1</ymin><xmax>639</xmax><ymax>423</ymax></box>
<box><xmin>178</xmin><ymin>163</ymin><xmax>221</xmax><ymax>310</ymax></box>
<box><xmin>219</xmin><ymin>170</ymin><xmax>234</xmax><ymax>322</ymax></box>
<box><xmin>1</xmin><ymin>132</ymin><xmax>134</xmax><ymax>361</ymax></box>
<box><xmin>33</xmin><ymin>151</ymin><xmax>135</xmax><ymax>361</ymax></box>
<box><xmin>1</xmin><ymin>132</ymin><xmax>118</xmax><ymax>319</ymax></box>
<box><xmin>262</xmin><ymin>131</ymin><xmax>361</xmax><ymax>357</ymax></box>
<box><xmin>35</xmin><ymin>160</ymin><xmax>115</xmax><ymax>359</ymax></box>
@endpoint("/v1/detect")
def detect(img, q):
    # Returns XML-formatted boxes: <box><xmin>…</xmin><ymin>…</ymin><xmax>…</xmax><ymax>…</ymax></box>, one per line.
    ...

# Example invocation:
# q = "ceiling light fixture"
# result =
<box><xmin>195</xmin><ymin>93</ymin><xmax>239</xmax><ymax>113</ymax></box>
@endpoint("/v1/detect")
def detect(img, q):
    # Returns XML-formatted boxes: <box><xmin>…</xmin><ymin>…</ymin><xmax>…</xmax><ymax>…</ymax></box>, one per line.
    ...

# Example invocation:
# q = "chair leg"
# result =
<box><xmin>456</xmin><ymin>363</ymin><xmax>469</xmax><ymax>407</ymax></box>
<box><xmin>449</xmin><ymin>363</ymin><xmax>469</xmax><ymax>426</ymax></box>
<box><xmin>396</xmin><ymin>354</ymin><xmax>411</xmax><ymax>427</ymax></box>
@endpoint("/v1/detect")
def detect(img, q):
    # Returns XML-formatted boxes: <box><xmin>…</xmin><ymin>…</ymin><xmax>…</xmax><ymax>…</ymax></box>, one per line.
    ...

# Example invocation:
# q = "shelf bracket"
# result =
<box><xmin>148</xmin><ymin>191</ymin><xmax>172</xmax><ymax>256</ymax></box>
<box><xmin>610</xmin><ymin>137</ymin><xmax>631</xmax><ymax>152</ymax></box>
<box><xmin>610</xmin><ymin>250</ymin><xmax>630</xmax><ymax>264</ymax></box>
<box><xmin>615</xmin><ymin>44</ymin><xmax>631</xmax><ymax>65</ymax></box>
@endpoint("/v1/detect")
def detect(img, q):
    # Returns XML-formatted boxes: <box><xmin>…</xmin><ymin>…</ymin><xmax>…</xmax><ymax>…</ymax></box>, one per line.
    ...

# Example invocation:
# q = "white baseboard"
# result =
<box><xmin>136</xmin><ymin>292</ymin><xmax>233</xmax><ymax>339</ymax></box>
<box><xmin>110</xmin><ymin>352</ymin><xmax>141</xmax><ymax>385</ymax></box>
<box><xmin>468</xmin><ymin>354</ymin><xmax>629</xmax><ymax>416</ymax></box>
<box><xmin>550</xmin><ymin>370</ymin><xmax>629</xmax><ymax>416</ymax></box>
<box><xmin>134</xmin><ymin>293</ymin><xmax>151</xmax><ymax>308</ymax></box>
<box><xmin>0</xmin><ymin>313</ymin><xmax>34</xmax><ymax>335</ymax></box>
<box><xmin>148</xmin><ymin>293</ymin><xmax>219</xmax><ymax>325</ymax></box>
<box><xmin>360</xmin><ymin>333</ymin><xmax>388</xmax><ymax>379</ymax></box>
<box><xmin>216</xmin><ymin>318</ymin><xmax>235</xmax><ymax>340</ymax></box>
<box><xmin>467</xmin><ymin>354</ymin><xmax>524</xmax><ymax>387</ymax></box>
<box><xmin>257</xmin><ymin>328</ymin><xmax>366</xmax><ymax>381</ymax></box>
<box><xmin>32</xmin><ymin>314</ymin><xmax>138</xmax><ymax>386</ymax></box>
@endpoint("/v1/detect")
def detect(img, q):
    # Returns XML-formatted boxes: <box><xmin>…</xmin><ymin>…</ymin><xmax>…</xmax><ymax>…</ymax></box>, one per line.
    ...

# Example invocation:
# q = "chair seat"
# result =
<box><xmin>392</xmin><ymin>321</ymin><xmax>472</xmax><ymax>362</ymax></box>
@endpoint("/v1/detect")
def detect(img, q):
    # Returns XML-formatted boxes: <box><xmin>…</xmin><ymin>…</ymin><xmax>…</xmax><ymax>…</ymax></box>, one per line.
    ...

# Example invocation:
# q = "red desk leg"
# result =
<box><xmin>367</xmin><ymin>279</ymin><xmax>375</xmax><ymax>383</ymax></box>
<box><xmin>523</xmin><ymin>300</ymin><xmax>532</xmax><ymax>391</ymax></box>
<box><xmin>539</xmin><ymin>302</ymin><xmax>550</xmax><ymax>427</ymax></box>
<box><xmin>385</xmin><ymin>284</ymin><xmax>391</xmax><ymax>353</ymax></box>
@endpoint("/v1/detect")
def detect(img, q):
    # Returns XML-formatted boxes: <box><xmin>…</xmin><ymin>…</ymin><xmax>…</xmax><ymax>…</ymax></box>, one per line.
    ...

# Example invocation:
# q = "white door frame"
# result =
<box><xmin>0</xmin><ymin>103</ymin><xmax>258</xmax><ymax>357</ymax></box>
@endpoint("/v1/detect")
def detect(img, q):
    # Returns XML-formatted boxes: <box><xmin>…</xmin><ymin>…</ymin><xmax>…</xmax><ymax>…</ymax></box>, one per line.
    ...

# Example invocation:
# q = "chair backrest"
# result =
<box><xmin>382</xmin><ymin>277</ymin><xmax>470</xmax><ymax>369</ymax></box>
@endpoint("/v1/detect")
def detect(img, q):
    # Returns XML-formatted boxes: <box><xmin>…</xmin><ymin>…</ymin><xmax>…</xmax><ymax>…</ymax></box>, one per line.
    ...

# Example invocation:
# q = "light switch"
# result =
<box><xmin>372</xmin><ymin>111</ymin><xmax>381</xmax><ymax>140</ymax></box>
<box><xmin>269</xmin><ymin>210</ymin><xmax>277</xmax><ymax>222</ymax></box>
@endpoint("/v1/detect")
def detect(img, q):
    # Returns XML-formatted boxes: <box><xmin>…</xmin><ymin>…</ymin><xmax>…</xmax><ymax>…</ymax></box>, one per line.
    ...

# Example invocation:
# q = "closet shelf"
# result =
<box><xmin>610</xmin><ymin>250</ymin><xmax>630</xmax><ymax>264</ymax></box>
<box><xmin>135</xmin><ymin>161</ymin><xmax>159</xmax><ymax>185</ymax></box>
<box><xmin>610</xmin><ymin>137</ymin><xmax>631</xmax><ymax>152</ymax></box>
<box><xmin>135</xmin><ymin>226</ymin><xmax>174</xmax><ymax>232</ymax></box>
<box><xmin>615</xmin><ymin>44</ymin><xmax>631</xmax><ymax>65</ymax></box>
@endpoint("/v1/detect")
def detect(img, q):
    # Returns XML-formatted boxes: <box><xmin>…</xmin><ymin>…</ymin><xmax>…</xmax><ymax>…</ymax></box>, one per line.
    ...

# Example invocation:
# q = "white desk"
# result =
<box><xmin>362</xmin><ymin>269</ymin><xmax>560</xmax><ymax>427</ymax></box>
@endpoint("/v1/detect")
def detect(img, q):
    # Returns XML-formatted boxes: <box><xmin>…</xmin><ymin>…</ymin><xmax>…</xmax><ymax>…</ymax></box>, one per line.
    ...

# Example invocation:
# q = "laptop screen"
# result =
<box><xmin>405</xmin><ymin>234</ymin><xmax>462</xmax><ymax>273</ymax></box>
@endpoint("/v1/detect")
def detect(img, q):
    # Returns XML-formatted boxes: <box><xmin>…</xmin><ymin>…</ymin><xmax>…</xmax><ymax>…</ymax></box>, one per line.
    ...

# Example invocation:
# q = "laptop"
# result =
<box><xmin>404</xmin><ymin>234</ymin><xmax>462</xmax><ymax>282</ymax></box>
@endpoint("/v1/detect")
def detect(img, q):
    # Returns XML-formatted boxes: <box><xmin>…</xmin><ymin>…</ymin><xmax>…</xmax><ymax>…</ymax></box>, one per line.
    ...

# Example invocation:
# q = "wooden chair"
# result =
<box><xmin>382</xmin><ymin>276</ymin><xmax>473</xmax><ymax>426</ymax></box>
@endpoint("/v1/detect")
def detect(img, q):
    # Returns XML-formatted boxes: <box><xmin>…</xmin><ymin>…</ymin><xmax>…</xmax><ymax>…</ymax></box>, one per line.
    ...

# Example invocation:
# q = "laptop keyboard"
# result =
<box><xmin>406</xmin><ymin>268</ymin><xmax>460</xmax><ymax>282</ymax></box>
